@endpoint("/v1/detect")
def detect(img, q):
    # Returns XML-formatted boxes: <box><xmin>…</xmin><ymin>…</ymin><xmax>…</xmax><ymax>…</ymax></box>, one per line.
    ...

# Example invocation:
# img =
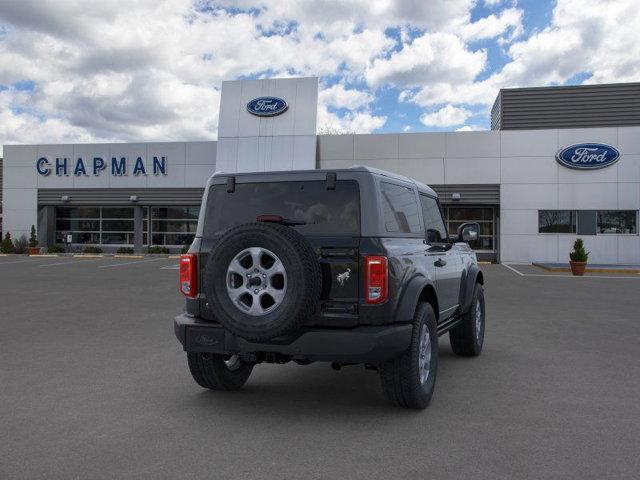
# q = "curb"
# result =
<box><xmin>533</xmin><ymin>263</ymin><xmax>640</xmax><ymax>275</ymax></box>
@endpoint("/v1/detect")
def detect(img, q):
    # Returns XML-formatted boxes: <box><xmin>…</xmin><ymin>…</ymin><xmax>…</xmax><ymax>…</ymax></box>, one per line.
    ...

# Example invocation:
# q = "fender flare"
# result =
<box><xmin>459</xmin><ymin>264</ymin><xmax>483</xmax><ymax>314</ymax></box>
<box><xmin>395</xmin><ymin>275</ymin><xmax>436</xmax><ymax>323</ymax></box>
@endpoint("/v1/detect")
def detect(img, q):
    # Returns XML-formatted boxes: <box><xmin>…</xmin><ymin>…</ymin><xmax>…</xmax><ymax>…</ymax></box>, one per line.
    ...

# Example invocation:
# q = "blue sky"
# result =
<box><xmin>0</xmin><ymin>0</ymin><xmax>638</xmax><ymax>150</ymax></box>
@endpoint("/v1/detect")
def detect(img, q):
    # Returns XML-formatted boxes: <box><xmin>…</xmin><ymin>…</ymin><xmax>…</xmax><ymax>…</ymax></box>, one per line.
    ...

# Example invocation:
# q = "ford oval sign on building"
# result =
<box><xmin>556</xmin><ymin>143</ymin><xmax>620</xmax><ymax>170</ymax></box>
<box><xmin>246</xmin><ymin>97</ymin><xmax>288</xmax><ymax>117</ymax></box>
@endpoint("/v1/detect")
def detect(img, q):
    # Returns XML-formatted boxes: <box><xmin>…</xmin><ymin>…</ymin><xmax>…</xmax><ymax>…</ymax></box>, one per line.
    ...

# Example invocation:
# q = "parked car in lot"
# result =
<box><xmin>174</xmin><ymin>166</ymin><xmax>485</xmax><ymax>409</ymax></box>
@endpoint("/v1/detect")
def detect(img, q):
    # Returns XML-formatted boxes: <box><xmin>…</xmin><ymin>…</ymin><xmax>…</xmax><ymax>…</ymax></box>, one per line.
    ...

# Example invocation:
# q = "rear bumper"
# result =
<box><xmin>174</xmin><ymin>314</ymin><xmax>411</xmax><ymax>363</ymax></box>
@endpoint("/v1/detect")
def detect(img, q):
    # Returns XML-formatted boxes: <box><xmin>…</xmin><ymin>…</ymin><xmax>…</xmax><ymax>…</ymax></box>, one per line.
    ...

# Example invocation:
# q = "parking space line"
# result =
<box><xmin>161</xmin><ymin>264</ymin><xmax>179</xmax><ymax>270</ymax></box>
<box><xmin>502</xmin><ymin>263</ymin><xmax>524</xmax><ymax>276</ymax></box>
<box><xmin>98</xmin><ymin>257</ymin><xmax>166</xmax><ymax>269</ymax></box>
<box><xmin>39</xmin><ymin>258</ymin><xmax>103</xmax><ymax>267</ymax></box>
<box><xmin>0</xmin><ymin>257</ymin><xmax>56</xmax><ymax>266</ymax></box>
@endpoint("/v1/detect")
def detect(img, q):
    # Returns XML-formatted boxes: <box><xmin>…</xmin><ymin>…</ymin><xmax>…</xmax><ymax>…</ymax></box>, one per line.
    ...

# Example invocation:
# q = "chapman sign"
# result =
<box><xmin>36</xmin><ymin>156</ymin><xmax>168</xmax><ymax>177</ymax></box>
<box><xmin>246</xmin><ymin>97</ymin><xmax>288</xmax><ymax>117</ymax></box>
<box><xmin>556</xmin><ymin>143</ymin><xmax>620</xmax><ymax>170</ymax></box>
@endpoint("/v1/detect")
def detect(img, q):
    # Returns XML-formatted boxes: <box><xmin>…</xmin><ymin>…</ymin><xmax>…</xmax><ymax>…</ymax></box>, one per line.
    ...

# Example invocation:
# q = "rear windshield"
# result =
<box><xmin>204</xmin><ymin>180</ymin><xmax>360</xmax><ymax>237</ymax></box>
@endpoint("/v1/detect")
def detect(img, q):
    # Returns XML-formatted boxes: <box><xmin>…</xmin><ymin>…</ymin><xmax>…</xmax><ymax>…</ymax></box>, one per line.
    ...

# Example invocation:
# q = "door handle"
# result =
<box><xmin>434</xmin><ymin>258</ymin><xmax>447</xmax><ymax>267</ymax></box>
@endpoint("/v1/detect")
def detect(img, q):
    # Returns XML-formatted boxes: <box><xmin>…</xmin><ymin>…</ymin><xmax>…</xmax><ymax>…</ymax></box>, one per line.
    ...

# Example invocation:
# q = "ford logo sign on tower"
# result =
<box><xmin>556</xmin><ymin>143</ymin><xmax>620</xmax><ymax>170</ymax></box>
<box><xmin>247</xmin><ymin>97</ymin><xmax>288</xmax><ymax>117</ymax></box>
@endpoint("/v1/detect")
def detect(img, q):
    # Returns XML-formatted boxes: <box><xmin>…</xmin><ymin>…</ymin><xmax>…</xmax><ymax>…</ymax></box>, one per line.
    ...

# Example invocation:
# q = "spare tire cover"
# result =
<box><xmin>204</xmin><ymin>222</ymin><xmax>322</xmax><ymax>342</ymax></box>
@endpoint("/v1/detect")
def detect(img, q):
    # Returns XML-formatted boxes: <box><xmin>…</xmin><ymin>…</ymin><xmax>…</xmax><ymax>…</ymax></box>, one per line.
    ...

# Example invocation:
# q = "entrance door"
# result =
<box><xmin>444</xmin><ymin>206</ymin><xmax>497</xmax><ymax>262</ymax></box>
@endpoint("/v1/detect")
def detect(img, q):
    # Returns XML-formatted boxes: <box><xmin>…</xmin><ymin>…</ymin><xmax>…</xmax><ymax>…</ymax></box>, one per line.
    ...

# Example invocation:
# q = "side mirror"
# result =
<box><xmin>458</xmin><ymin>222</ymin><xmax>480</xmax><ymax>243</ymax></box>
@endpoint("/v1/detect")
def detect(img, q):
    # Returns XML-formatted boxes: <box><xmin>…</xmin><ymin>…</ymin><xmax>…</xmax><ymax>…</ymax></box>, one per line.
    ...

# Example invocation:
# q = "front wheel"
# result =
<box><xmin>187</xmin><ymin>353</ymin><xmax>253</xmax><ymax>391</ymax></box>
<box><xmin>379</xmin><ymin>302</ymin><xmax>438</xmax><ymax>409</ymax></box>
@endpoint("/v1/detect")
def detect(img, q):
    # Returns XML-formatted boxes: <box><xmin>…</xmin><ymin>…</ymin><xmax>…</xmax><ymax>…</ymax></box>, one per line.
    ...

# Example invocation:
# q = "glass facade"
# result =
<box><xmin>150</xmin><ymin>207</ymin><xmax>199</xmax><ymax>246</ymax></box>
<box><xmin>597</xmin><ymin>210</ymin><xmax>637</xmax><ymax>234</ymax></box>
<box><xmin>444</xmin><ymin>207</ymin><xmax>496</xmax><ymax>251</ymax></box>
<box><xmin>538</xmin><ymin>210</ymin><xmax>577</xmax><ymax>233</ymax></box>
<box><xmin>55</xmin><ymin>206</ymin><xmax>199</xmax><ymax>246</ymax></box>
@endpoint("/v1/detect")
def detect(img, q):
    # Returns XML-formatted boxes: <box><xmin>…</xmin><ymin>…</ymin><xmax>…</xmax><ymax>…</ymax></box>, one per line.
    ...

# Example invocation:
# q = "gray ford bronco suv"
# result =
<box><xmin>174</xmin><ymin>166</ymin><xmax>485</xmax><ymax>409</ymax></box>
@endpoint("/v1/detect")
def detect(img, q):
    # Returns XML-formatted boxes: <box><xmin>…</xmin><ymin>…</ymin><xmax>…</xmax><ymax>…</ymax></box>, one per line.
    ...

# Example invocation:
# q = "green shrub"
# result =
<box><xmin>13</xmin><ymin>235</ymin><xmax>29</xmax><ymax>254</ymax></box>
<box><xmin>29</xmin><ymin>225</ymin><xmax>38</xmax><ymax>248</ymax></box>
<box><xmin>47</xmin><ymin>245</ymin><xmax>66</xmax><ymax>253</ymax></box>
<box><xmin>1</xmin><ymin>233</ymin><xmax>15</xmax><ymax>253</ymax></box>
<box><xmin>83</xmin><ymin>246</ymin><xmax>103</xmax><ymax>254</ymax></box>
<box><xmin>181</xmin><ymin>244</ymin><xmax>190</xmax><ymax>254</ymax></box>
<box><xmin>116</xmin><ymin>247</ymin><xmax>135</xmax><ymax>254</ymax></box>
<box><xmin>148</xmin><ymin>246</ymin><xmax>170</xmax><ymax>254</ymax></box>
<box><xmin>569</xmin><ymin>238</ymin><xmax>589</xmax><ymax>262</ymax></box>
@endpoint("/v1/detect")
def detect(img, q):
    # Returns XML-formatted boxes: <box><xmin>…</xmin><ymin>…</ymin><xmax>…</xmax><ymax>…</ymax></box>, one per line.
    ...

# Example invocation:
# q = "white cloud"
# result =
<box><xmin>0</xmin><ymin>0</ymin><xmax>638</xmax><ymax>147</ymax></box>
<box><xmin>402</xmin><ymin>125</ymin><xmax>413</xmax><ymax>132</ymax></box>
<box><xmin>456</xmin><ymin>125</ymin><xmax>484</xmax><ymax>132</ymax></box>
<box><xmin>459</xmin><ymin>7</ymin><xmax>523</xmax><ymax>42</ymax></box>
<box><xmin>319</xmin><ymin>84</ymin><xmax>373</xmax><ymax>110</ymax></box>
<box><xmin>366</xmin><ymin>32</ymin><xmax>486</xmax><ymax>88</ymax></box>
<box><xmin>420</xmin><ymin>105</ymin><xmax>472</xmax><ymax>127</ymax></box>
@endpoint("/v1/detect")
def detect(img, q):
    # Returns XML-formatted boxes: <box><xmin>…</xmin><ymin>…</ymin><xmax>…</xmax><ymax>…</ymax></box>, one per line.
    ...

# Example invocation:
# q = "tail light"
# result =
<box><xmin>364</xmin><ymin>256</ymin><xmax>388</xmax><ymax>304</ymax></box>
<box><xmin>179</xmin><ymin>254</ymin><xmax>198</xmax><ymax>298</ymax></box>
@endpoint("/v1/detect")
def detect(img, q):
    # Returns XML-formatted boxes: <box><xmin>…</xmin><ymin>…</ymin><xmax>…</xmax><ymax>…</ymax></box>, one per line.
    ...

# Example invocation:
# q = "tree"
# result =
<box><xmin>1</xmin><ymin>233</ymin><xmax>15</xmax><ymax>253</ymax></box>
<box><xmin>29</xmin><ymin>225</ymin><xmax>38</xmax><ymax>248</ymax></box>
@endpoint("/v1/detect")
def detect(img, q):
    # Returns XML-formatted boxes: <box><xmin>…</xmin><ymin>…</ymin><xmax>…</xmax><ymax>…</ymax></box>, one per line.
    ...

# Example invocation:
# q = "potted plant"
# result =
<box><xmin>28</xmin><ymin>225</ymin><xmax>40</xmax><ymax>254</ymax></box>
<box><xmin>569</xmin><ymin>238</ymin><xmax>589</xmax><ymax>276</ymax></box>
<box><xmin>1</xmin><ymin>232</ymin><xmax>15</xmax><ymax>254</ymax></box>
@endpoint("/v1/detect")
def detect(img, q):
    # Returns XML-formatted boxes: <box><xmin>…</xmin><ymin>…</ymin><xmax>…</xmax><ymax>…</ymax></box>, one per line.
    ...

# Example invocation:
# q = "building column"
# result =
<box><xmin>37</xmin><ymin>206</ymin><xmax>56</xmax><ymax>247</ymax></box>
<box><xmin>133</xmin><ymin>206</ymin><xmax>144</xmax><ymax>253</ymax></box>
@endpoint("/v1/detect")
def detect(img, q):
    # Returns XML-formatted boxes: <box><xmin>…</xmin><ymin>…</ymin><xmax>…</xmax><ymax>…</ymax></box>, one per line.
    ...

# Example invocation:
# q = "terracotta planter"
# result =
<box><xmin>28</xmin><ymin>246</ymin><xmax>40</xmax><ymax>255</ymax></box>
<box><xmin>569</xmin><ymin>260</ymin><xmax>587</xmax><ymax>276</ymax></box>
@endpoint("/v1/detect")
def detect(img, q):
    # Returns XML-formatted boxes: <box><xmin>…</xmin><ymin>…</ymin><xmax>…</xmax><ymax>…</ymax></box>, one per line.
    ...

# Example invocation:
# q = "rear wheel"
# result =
<box><xmin>449</xmin><ymin>283</ymin><xmax>485</xmax><ymax>356</ymax></box>
<box><xmin>187</xmin><ymin>353</ymin><xmax>253</xmax><ymax>391</ymax></box>
<box><xmin>379</xmin><ymin>302</ymin><xmax>438</xmax><ymax>409</ymax></box>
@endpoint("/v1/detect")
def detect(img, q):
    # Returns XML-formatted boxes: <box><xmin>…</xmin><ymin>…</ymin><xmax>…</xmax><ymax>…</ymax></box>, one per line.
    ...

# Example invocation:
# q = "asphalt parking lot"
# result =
<box><xmin>1</xmin><ymin>256</ymin><xmax>639</xmax><ymax>479</ymax></box>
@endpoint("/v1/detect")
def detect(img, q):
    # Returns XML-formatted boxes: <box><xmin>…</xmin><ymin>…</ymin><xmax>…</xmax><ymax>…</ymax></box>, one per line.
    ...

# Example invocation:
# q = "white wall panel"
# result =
<box><xmin>397</xmin><ymin>158</ymin><xmax>445</xmax><ymax>185</ymax></box>
<box><xmin>618</xmin><ymin>127</ymin><xmax>640</xmax><ymax>155</ymax></box>
<box><xmin>501</xmin><ymin>184</ymin><xmax>558</xmax><ymax>209</ymax></box>
<box><xmin>501</xmin><ymin>209</ymin><xmax>540</xmax><ymax>235</ymax></box>
<box><xmin>500</xmin><ymin>129</ymin><xmax>558</xmax><ymax>157</ymax></box>
<box><xmin>354</xmin><ymin>134</ymin><xmax>398</xmax><ymax>160</ymax></box>
<box><xmin>398</xmin><ymin>133</ymin><xmax>446</xmax><ymax>158</ymax></box>
<box><xmin>501</xmin><ymin>234</ymin><xmax>558</xmax><ymax>263</ymax></box>
<box><xmin>445</xmin><ymin>131</ymin><xmax>500</xmax><ymax>158</ymax></box>
<box><xmin>3</xmin><ymin>145</ymin><xmax>38</xmax><ymax>167</ymax></box>
<box><xmin>558</xmin><ymin>183</ymin><xmax>618</xmax><ymax>209</ymax></box>
<box><xmin>184</xmin><ymin>164</ymin><xmax>216</xmax><ymax>187</ymax></box>
<box><xmin>558</xmin><ymin>128</ymin><xmax>618</xmax><ymax>149</ymax></box>
<box><xmin>185</xmin><ymin>142</ymin><xmax>216</xmax><ymax>166</ymax></box>
<box><xmin>617</xmin><ymin>154</ymin><xmax>640</xmax><ymax>183</ymax></box>
<box><xmin>618</xmin><ymin>236</ymin><xmax>640</xmax><ymax>263</ymax></box>
<box><xmin>445</xmin><ymin>157</ymin><xmax>500</xmax><ymax>184</ymax></box>
<box><xmin>317</xmin><ymin>135</ymin><xmax>354</xmax><ymax>160</ymax></box>
<box><xmin>617</xmin><ymin>182</ymin><xmax>640</xmax><ymax>209</ymax></box>
<box><xmin>501</xmin><ymin>156</ymin><xmax>558</xmax><ymax>184</ymax></box>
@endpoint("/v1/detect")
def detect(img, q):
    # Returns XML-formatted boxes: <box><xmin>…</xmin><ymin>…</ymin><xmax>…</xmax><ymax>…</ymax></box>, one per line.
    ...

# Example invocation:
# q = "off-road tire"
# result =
<box><xmin>449</xmin><ymin>283</ymin><xmax>485</xmax><ymax>356</ymax></box>
<box><xmin>204</xmin><ymin>222</ymin><xmax>322</xmax><ymax>342</ymax></box>
<box><xmin>379</xmin><ymin>302</ymin><xmax>438</xmax><ymax>409</ymax></box>
<box><xmin>187</xmin><ymin>353</ymin><xmax>253</xmax><ymax>391</ymax></box>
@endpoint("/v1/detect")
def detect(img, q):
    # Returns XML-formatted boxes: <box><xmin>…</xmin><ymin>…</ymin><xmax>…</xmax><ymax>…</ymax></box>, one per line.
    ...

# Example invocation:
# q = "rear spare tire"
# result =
<box><xmin>204</xmin><ymin>222</ymin><xmax>322</xmax><ymax>341</ymax></box>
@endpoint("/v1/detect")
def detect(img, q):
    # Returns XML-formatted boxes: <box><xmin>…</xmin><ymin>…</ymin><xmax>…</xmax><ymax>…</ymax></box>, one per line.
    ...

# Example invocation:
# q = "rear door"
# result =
<box><xmin>420</xmin><ymin>194</ymin><xmax>462</xmax><ymax>318</ymax></box>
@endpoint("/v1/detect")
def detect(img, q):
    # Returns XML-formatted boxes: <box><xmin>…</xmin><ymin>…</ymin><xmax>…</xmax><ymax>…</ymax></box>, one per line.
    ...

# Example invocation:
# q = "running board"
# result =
<box><xmin>437</xmin><ymin>315</ymin><xmax>463</xmax><ymax>336</ymax></box>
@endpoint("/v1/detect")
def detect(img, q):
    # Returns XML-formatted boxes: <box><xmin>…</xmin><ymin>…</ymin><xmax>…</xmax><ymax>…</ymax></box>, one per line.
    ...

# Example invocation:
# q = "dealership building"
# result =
<box><xmin>1</xmin><ymin>78</ymin><xmax>639</xmax><ymax>264</ymax></box>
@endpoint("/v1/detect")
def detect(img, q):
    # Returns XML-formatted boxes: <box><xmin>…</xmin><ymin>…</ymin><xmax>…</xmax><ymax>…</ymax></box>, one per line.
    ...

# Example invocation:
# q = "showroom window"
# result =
<box><xmin>150</xmin><ymin>206</ymin><xmax>199</xmax><ymax>246</ymax></box>
<box><xmin>597</xmin><ymin>210</ymin><xmax>638</xmax><ymax>234</ymax></box>
<box><xmin>380</xmin><ymin>182</ymin><xmax>421</xmax><ymax>234</ymax></box>
<box><xmin>538</xmin><ymin>210</ymin><xmax>577</xmax><ymax>234</ymax></box>
<box><xmin>56</xmin><ymin>207</ymin><xmax>143</xmax><ymax>244</ymax></box>
<box><xmin>446</xmin><ymin>207</ymin><xmax>495</xmax><ymax>251</ymax></box>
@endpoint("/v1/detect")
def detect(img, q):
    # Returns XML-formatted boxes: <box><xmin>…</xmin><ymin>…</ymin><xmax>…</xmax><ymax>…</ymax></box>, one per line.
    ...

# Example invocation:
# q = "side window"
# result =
<box><xmin>380</xmin><ymin>182</ymin><xmax>421</xmax><ymax>234</ymax></box>
<box><xmin>420</xmin><ymin>195</ymin><xmax>447</xmax><ymax>243</ymax></box>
